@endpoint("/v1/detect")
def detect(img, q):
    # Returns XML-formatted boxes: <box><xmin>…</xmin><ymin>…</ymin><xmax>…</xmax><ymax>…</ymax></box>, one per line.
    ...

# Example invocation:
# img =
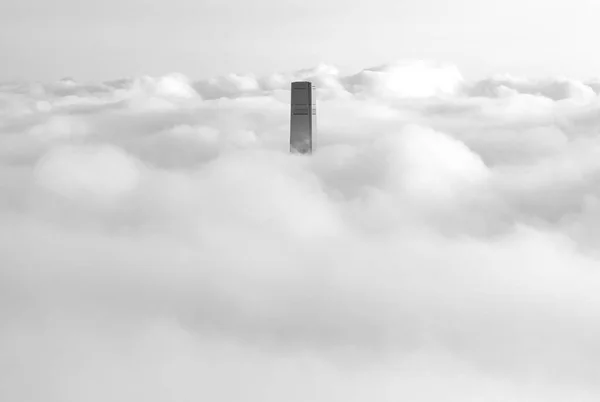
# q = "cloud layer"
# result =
<box><xmin>3</xmin><ymin>61</ymin><xmax>600</xmax><ymax>401</ymax></box>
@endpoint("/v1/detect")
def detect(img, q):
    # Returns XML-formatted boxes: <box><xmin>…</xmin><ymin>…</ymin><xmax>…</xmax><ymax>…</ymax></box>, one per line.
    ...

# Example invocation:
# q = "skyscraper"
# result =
<box><xmin>290</xmin><ymin>81</ymin><xmax>316</xmax><ymax>154</ymax></box>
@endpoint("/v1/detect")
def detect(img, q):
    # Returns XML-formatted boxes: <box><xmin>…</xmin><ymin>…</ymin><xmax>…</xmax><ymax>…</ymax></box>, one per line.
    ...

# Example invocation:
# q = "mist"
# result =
<box><xmin>2</xmin><ymin>61</ymin><xmax>600</xmax><ymax>401</ymax></box>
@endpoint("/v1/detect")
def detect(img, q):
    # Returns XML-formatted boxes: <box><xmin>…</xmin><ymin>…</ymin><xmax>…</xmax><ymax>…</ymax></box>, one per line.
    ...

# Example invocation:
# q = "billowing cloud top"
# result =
<box><xmin>3</xmin><ymin>61</ymin><xmax>600</xmax><ymax>401</ymax></box>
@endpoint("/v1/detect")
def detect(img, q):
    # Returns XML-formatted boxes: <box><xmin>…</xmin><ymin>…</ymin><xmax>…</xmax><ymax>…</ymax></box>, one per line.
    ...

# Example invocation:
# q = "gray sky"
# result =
<box><xmin>1</xmin><ymin>0</ymin><xmax>600</xmax><ymax>82</ymax></box>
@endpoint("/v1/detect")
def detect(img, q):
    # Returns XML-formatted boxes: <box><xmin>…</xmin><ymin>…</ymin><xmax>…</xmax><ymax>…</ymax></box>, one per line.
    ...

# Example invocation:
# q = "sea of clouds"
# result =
<box><xmin>3</xmin><ymin>60</ymin><xmax>600</xmax><ymax>401</ymax></box>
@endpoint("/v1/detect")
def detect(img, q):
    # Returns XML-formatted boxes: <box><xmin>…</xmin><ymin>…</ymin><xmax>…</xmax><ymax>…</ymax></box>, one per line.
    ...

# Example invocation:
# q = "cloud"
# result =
<box><xmin>35</xmin><ymin>144</ymin><xmax>141</xmax><ymax>204</ymax></box>
<box><xmin>2</xmin><ymin>60</ymin><xmax>600</xmax><ymax>401</ymax></box>
<box><xmin>464</xmin><ymin>74</ymin><xmax>597</xmax><ymax>102</ymax></box>
<box><xmin>343</xmin><ymin>60</ymin><xmax>464</xmax><ymax>99</ymax></box>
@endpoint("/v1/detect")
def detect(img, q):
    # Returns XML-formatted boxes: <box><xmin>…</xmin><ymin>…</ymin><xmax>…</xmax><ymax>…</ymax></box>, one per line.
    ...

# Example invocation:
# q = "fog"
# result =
<box><xmin>2</xmin><ymin>61</ymin><xmax>600</xmax><ymax>401</ymax></box>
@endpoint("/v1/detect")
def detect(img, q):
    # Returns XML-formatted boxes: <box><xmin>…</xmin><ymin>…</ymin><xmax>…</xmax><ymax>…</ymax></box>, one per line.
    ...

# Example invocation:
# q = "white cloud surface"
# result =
<box><xmin>3</xmin><ymin>61</ymin><xmax>600</xmax><ymax>401</ymax></box>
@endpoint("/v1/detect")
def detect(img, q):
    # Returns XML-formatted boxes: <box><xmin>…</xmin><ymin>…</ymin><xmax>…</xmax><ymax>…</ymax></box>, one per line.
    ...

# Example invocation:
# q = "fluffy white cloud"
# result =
<box><xmin>344</xmin><ymin>61</ymin><xmax>464</xmax><ymax>98</ymax></box>
<box><xmin>35</xmin><ymin>144</ymin><xmax>141</xmax><ymax>204</ymax></box>
<box><xmin>2</xmin><ymin>60</ymin><xmax>600</xmax><ymax>401</ymax></box>
<box><xmin>465</xmin><ymin>74</ymin><xmax>597</xmax><ymax>102</ymax></box>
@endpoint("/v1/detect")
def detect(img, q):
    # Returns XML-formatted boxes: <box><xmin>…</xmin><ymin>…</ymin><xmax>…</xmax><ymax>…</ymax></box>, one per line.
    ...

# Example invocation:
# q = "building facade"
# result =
<box><xmin>290</xmin><ymin>81</ymin><xmax>316</xmax><ymax>154</ymax></box>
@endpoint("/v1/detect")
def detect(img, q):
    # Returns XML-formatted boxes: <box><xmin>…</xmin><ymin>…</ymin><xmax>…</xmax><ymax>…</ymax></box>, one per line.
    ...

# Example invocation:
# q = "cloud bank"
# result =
<box><xmin>3</xmin><ymin>61</ymin><xmax>600</xmax><ymax>401</ymax></box>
